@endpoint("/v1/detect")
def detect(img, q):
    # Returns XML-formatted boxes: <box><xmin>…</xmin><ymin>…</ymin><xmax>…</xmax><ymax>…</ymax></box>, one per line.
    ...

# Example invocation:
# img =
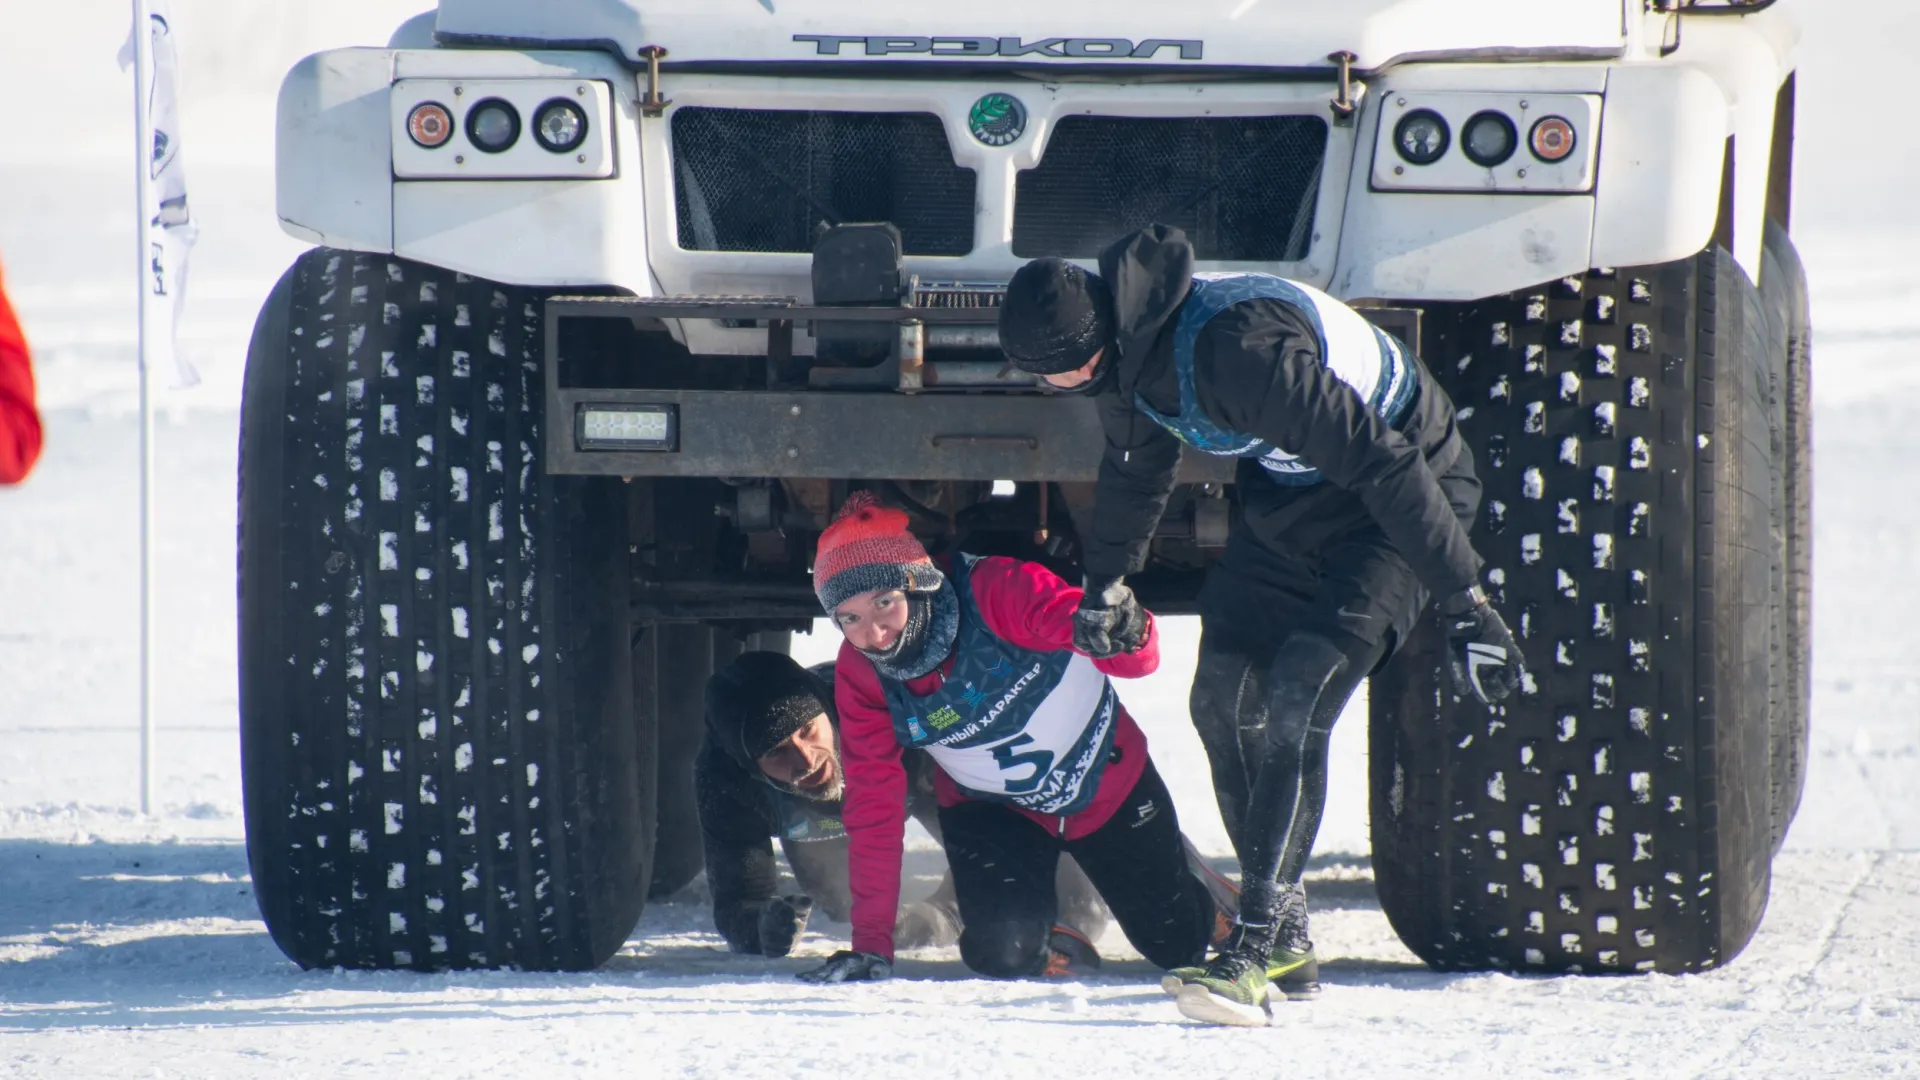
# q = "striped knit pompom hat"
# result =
<box><xmin>813</xmin><ymin>491</ymin><xmax>944</xmax><ymax>613</ymax></box>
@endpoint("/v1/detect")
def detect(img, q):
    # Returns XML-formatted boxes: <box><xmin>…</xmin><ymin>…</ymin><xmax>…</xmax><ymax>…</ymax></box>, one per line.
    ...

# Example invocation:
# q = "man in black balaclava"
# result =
<box><xmin>998</xmin><ymin>225</ymin><xmax>1525</xmax><ymax>1027</ymax></box>
<box><xmin>696</xmin><ymin>650</ymin><xmax>1112</xmax><ymax>966</ymax></box>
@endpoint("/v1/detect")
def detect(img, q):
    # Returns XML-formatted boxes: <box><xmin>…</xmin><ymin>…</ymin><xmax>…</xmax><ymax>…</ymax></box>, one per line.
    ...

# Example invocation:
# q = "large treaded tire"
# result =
<box><xmin>239</xmin><ymin>250</ymin><xmax>649</xmax><ymax>971</ymax></box>
<box><xmin>1370</xmin><ymin>247</ymin><xmax>1784</xmax><ymax>973</ymax></box>
<box><xmin>1759</xmin><ymin>220</ymin><xmax>1813</xmax><ymax>851</ymax></box>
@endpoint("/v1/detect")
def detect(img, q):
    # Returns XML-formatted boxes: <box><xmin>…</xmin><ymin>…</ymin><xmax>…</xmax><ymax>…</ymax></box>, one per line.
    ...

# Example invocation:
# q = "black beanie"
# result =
<box><xmin>705</xmin><ymin>651</ymin><xmax>832</xmax><ymax>766</ymax></box>
<box><xmin>998</xmin><ymin>258</ymin><xmax>1116</xmax><ymax>376</ymax></box>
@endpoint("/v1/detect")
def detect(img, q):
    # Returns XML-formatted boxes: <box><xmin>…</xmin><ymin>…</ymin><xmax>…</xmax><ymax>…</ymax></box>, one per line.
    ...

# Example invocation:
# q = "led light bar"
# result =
<box><xmin>577</xmin><ymin>404</ymin><xmax>678</xmax><ymax>451</ymax></box>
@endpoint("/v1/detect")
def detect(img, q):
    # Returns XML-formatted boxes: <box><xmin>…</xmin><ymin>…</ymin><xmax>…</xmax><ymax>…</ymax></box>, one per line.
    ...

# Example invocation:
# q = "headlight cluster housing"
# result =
<box><xmin>1372</xmin><ymin>91</ymin><xmax>1600</xmax><ymax>194</ymax></box>
<box><xmin>391</xmin><ymin>79</ymin><xmax>615</xmax><ymax>180</ymax></box>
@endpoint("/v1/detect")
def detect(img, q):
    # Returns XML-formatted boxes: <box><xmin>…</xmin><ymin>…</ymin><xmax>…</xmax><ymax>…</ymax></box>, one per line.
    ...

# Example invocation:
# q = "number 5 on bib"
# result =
<box><xmin>990</xmin><ymin>734</ymin><xmax>1056</xmax><ymax>794</ymax></box>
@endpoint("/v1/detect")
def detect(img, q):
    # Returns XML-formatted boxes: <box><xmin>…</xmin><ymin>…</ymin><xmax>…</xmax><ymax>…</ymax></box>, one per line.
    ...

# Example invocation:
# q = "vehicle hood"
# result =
<box><xmin>431</xmin><ymin>0</ymin><xmax>1628</xmax><ymax>71</ymax></box>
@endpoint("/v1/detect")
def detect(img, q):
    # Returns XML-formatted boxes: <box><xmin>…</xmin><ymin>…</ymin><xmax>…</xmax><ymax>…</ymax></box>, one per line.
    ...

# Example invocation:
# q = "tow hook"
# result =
<box><xmin>639</xmin><ymin>45</ymin><xmax>671</xmax><ymax>117</ymax></box>
<box><xmin>1328</xmin><ymin>51</ymin><xmax>1359</xmax><ymax>125</ymax></box>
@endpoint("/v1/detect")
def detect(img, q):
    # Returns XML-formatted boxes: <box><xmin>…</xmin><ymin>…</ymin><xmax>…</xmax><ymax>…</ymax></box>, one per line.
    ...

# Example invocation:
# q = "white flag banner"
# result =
<box><xmin>119</xmin><ymin>0</ymin><xmax>201</xmax><ymax>389</ymax></box>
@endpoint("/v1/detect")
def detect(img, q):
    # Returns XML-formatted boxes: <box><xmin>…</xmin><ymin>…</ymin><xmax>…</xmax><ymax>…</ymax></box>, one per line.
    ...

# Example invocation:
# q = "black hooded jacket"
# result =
<box><xmin>1081</xmin><ymin>225</ymin><xmax>1483</xmax><ymax>598</ymax></box>
<box><xmin>694</xmin><ymin>662</ymin><xmax>939</xmax><ymax>953</ymax></box>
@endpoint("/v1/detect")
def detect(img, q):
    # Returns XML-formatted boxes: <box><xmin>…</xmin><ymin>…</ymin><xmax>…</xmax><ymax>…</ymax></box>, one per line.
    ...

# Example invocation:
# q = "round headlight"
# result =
<box><xmin>1530</xmin><ymin>116</ymin><xmax>1577</xmax><ymax>163</ymax></box>
<box><xmin>533</xmin><ymin>99</ymin><xmax>588</xmax><ymax>153</ymax></box>
<box><xmin>1393</xmin><ymin>109</ymin><xmax>1450</xmax><ymax>166</ymax></box>
<box><xmin>407</xmin><ymin>102</ymin><xmax>454</xmax><ymax>149</ymax></box>
<box><xmin>465</xmin><ymin>99</ymin><xmax>521</xmax><ymax>154</ymax></box>
<box><xmin>1461</xmin><ymin>111</ymin><xmax>1518</xmax><ymax>168</ymax></box>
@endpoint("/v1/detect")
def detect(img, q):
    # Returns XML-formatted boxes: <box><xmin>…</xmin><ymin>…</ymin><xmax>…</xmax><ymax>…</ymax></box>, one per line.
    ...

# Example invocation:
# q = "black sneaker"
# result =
<box><xmin>1266</xmin><ymin>944</ymin><xmax>1321</xmax><ymax>1000</ymax></box>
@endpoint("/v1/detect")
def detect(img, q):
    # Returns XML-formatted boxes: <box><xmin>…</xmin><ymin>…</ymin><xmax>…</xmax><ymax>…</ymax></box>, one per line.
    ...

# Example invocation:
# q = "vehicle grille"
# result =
<box><xmin>671</xmin><ymin>107</ymin><xmax>977</xmax><ymax>256</ymax></box>
<box><xmin>911</xmin><ymin>281</ymin><xmax>1005</xmax><ymax>311</ymax></box>
<box><xmin>1012</xmin><ymin>115</ymin><xmax>1329</xmax><ymax>262</ymax></box>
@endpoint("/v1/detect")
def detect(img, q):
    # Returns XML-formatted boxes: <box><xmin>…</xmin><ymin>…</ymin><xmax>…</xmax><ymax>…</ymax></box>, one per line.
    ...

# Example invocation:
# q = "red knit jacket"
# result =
<box><xmin>0</xmin><ymin>258</ymin><xmax>44</xmax><ymax>485</ymax></box>
<box><xmin>833</xmin><ymin>555</ymin><xmax>1160</xmax><ymax>959</ymax></box>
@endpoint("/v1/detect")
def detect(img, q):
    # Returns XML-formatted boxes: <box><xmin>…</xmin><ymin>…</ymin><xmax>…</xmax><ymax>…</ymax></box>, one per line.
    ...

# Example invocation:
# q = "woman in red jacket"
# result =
<box><xmin>796</xmin><ymin>492</ymin><xmax>1219</xmax><ymax>984</ymax></box>
<box><xmin>0</xmin><ymin>256</ymin><xmax>44</xmax><ymax>485</ymax></box>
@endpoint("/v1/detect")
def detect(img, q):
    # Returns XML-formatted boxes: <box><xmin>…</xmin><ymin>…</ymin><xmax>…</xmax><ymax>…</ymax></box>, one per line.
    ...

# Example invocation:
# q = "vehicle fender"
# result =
<box><xmin>387</xmin><ymin>11</ymin><xmax>438</xmax><ymax>49</ymax></box>
<box><xmin>276</xmin><ymin>48</ymin><xmax>397</xmax><ymax>253</ymax></box>
<box><xmin>1331</xmin><ymin>191</ymin><xmax>1597</xmax><ymax>302</ymax></box>
<box><xmin>387</xmin><ymin>48</ymin><xmax>654</xmax><ymax>292</ymax></box>
<box><xmin>1590</xmin><ymin>64</ymin><xmax>1731</xmax><ymax>271</ymax></box>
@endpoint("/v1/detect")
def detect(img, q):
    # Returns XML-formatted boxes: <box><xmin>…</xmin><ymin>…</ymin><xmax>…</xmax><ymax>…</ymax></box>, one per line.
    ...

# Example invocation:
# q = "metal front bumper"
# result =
<box><xmin>542</xmin><ymin>294</ymin><xmax>1235</xmax><ymax>482</ymax></box>
<box><xmin>550</xmin><ymin>386</ymin><xmax>1237</xmax><ymax>482</ymax></box>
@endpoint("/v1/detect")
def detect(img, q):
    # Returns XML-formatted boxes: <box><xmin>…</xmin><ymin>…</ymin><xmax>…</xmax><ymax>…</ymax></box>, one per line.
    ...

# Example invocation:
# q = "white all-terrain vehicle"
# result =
<box><xmin>241</xmin><ymin>0</ymin><xmax>1810</xmax><ymax>977</ymax></box>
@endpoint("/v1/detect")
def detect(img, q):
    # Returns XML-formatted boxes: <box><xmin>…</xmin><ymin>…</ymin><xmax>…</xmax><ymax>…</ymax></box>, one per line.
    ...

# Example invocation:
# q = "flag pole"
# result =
<box><xmin>132</xmin><ymin>0</ymin><xmax>157</xmax><ymax>816</ymax></box>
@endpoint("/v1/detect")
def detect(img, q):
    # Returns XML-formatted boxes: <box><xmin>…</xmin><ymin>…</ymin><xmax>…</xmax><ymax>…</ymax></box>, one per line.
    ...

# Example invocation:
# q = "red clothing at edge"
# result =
<box><xmin>834</xmin><ymin>555</ymin><xmax>1160</xmax><ymax>959</ymax></box>
<box><xmin>0</xmin><ymin>258</ymin><xmax>44</xmax><ymax>485</ymax></box>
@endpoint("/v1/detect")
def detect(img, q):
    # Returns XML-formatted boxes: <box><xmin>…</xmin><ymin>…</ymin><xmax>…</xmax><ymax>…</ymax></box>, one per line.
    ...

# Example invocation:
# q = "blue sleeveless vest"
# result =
<box><xmin>1134</xmin><ymin>272</ymin><xmax>1417</xmax><ymax>486</ymax></box>
<box><xmin>880</xmin><ymin>556</ymin><xmax>1118</xmax><ymax>818</ymax></box>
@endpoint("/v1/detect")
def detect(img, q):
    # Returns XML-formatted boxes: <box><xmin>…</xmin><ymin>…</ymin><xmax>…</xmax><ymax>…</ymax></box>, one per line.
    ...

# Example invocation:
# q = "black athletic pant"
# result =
<box><xmin>1190</xmin><ymin>629</ymin><xmax>1382</xmax><ymax>891</ymax></box>
<box><xmin>937</xmin><ymin>761</ymin><xmax>1215</xmax><ymax>977</ymax></box>
<box><xmin>1192</xmin><ymin>448</ymin><xmax>1482</xmax><ymax>937</ymax></box>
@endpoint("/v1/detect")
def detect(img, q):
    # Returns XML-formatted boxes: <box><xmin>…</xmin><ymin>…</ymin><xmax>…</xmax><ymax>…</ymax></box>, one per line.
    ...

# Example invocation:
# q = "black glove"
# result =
<box><xmin>795</xmin><ymin>949</ymin><xmax>892</xmax><ymax>984</ymax></box>
<box><xmin>756</xmin><ymin>894</ymin><xmax>814</xmax><ymax>958</ymax></box>
<box><xmin>1074</xmin><ymin>575</ymin><xmax>1149</xmax><ymax>659</ymax></box>
<box><xmin>1440</xmin><ymin>586</ymin><xmax>1524</xmax><ymax>705</ymax></box>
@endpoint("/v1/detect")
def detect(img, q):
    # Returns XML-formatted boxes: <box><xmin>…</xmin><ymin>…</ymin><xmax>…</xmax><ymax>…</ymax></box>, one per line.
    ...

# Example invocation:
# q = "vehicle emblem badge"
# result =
<box><xmin>968</xmin><ymin>93</ymin><xmax>1027</xmax><ymax>146</ymax></box>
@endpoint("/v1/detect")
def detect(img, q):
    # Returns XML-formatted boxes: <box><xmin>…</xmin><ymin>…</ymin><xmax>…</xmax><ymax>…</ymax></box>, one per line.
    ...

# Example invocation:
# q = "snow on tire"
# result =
<box><xmin>1369</xmin><ymin>247</ymin><xmax>1785</xmax><ymax>974</ymax></box>
<box><xmin>239</xmin><ymin>250</ymin><xmax>648</xmax><ymax>971</ymax></box>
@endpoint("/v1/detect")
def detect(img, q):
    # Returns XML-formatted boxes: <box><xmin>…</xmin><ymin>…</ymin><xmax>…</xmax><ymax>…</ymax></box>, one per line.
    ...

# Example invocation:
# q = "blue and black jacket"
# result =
<box><xmin>1081</xmin><ymin>224</ymin><xmax>1483</xmax><ymax>598</ymax></box>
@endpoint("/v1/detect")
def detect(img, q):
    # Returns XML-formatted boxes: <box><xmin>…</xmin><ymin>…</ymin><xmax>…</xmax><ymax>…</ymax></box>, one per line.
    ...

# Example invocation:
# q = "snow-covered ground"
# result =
<box><xmin>2</xmin><ymin>3</ymin><xmax>1918</xmax><ymax>1077</ymax></box>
